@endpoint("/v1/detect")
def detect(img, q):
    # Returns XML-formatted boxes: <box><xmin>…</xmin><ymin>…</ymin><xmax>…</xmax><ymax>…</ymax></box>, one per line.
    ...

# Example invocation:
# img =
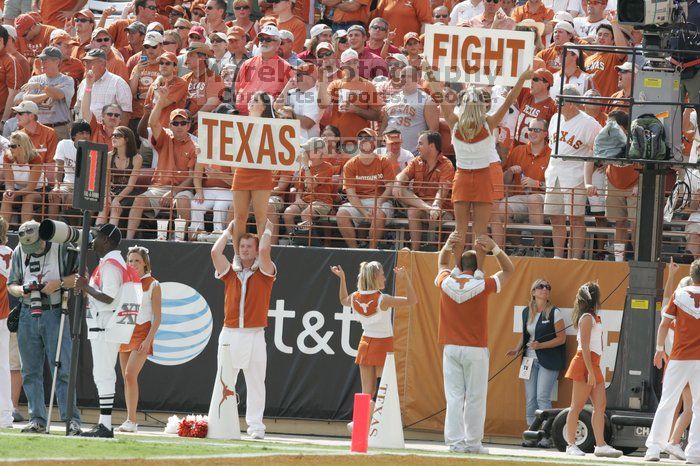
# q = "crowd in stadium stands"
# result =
<box><xmin>0</xmin><ymin>0</ymin><xmax>698</xmax><ymax>260</ymax></box>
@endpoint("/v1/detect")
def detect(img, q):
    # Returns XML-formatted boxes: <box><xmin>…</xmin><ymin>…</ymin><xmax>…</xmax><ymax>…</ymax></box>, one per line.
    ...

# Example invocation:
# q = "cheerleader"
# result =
<box><xmin>330</xmin><ymin>262</ymin><xmax>416</xmax><ymax>430</ymax></box>
<box><xmin>116</xmin><ymin>246</ymin><xmax>161</xmax><ymax>433</ymax></box>
<box><xmin>563</xmin><ymin>282</ymin><xmax>622</xmax><ymax>458</ymax></box>
<box><xmin>230</xmin><ymin>91</ymin><xmax>276</xmax><ymax>272</ymax></box>
<box><xmin>423</xmin><ymin>64</ymin><xmax>533</xmax><ymax>263</ymax></box>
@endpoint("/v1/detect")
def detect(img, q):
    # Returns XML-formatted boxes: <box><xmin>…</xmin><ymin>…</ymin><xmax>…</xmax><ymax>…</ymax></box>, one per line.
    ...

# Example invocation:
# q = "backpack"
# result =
<box><xmin>594</xmin><ymin>120</ymin><xmax>627</xmax><ymax>159</ymax></box>
<box><xmin>628</xmin><ymin>114</ymin><xmax>668</xmax><ymax>160</ymax></box>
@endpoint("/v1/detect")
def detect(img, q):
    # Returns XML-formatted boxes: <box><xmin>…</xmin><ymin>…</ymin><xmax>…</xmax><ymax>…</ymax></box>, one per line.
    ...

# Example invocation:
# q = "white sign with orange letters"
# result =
<box><xmin>423</xmin><ymin>24</ymin><xmax>535</xmax><ymax>87</ymax></box>
<box><xmin>197</xmin><ymin>112</ymin><xmax>301</xmax><ymax>171</ymax></box>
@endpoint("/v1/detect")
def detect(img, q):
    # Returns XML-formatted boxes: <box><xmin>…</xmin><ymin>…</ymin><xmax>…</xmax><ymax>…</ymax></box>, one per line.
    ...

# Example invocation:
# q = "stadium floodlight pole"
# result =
<box><xmin>64</xmin><ymin>209</ymin><xmax>93</xmax><ymax>435</ymax></box>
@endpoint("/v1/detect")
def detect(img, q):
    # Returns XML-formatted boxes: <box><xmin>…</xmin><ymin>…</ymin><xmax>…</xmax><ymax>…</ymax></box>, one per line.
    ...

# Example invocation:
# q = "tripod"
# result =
<box><xmin>45</xmin><ymin>290</ymin><xmax>70</xmax><ymax>434</ymax></box>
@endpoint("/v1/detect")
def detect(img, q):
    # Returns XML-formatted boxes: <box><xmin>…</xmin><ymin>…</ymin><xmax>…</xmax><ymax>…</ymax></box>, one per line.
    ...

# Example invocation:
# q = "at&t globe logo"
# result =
<box><xmin>148</xmin><ymin>282</ymin><xmax>213</xmax><ymax>366</ymax></box>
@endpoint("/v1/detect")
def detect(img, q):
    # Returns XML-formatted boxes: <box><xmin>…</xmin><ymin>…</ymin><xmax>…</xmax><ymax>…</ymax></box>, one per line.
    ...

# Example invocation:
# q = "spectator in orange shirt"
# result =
<box><xmin>90</xmin><ymin>28</ymin><xmax>130</xmax><ymax>82</ymax></box>
<box><xmin>203</xmin><ymin>0</ymin><xmax>228</xmax><ymax>34</ymax></box>
<box><xmin>173</xmin><ymin>18</ymin><xmax>192</xmax><ymax>51</ymax></box>
<box><xmin>165</xmin><ymin>5</ymin><xmax>188</xmax><ymax>27</ymax></box>
<box><xmin>537</xmin><ymin>20</ymin><xmax>575</xmax><ymax>73</ymax></box>
<box><xmin>184</xmin><ymin>42</ymin><xmax>225</xmax><ymax>116</ymax></box>
<box><xmin>39</xmin><ymin>0</ymin><xmax>85</xmax><ymax>29</ymax></box>
<box><xmin>120</xmin><ymin>21</ymin><xmax>147</xmax><ymax>63</ymax></box>
<box><xmin>129</xmin><ymin>32</ymin><xmax>163</xmax><ymax>129</ymax></box>
<box><xmin>102</xmin><ymin>0</ymin><xmax>160</xmax><ymax>50</ymax></box>
<box><xmin>1</xmin><ymin>131</ymin><xmax>43</xmax><ymax>225</ymax></box>
<box><xmin>321</xmin><ymin>124</ymin><xmax>350</xmax><ymax>179</ymax></box>
<box><xmin>3</xmin><ymin>24</ymin><xmax>31</xmax><ymax>86</ymax></box>
<box><xmin>583</xmin><ymin>18</ymin><xmax>627</xmax><ymax>98</ymax></box>
<box><xmin>283</xmin><ymin>137</ymin><xmax>335</xmax><ymax>235</ymax></box>
<box><xmin>325</xmin><ymin>0</ymin><xmax>369</xmax><ymax>32</ymax></box>
<box><xmin>47</xmin><ymin>30</ymin><xmax>85</xmax><ymax>92</ymax></box>
<box><xmin>492</xmin><ymin>118</ymin><xmax>550</xmax><ymax>251</ymax></box>
<box><xmin>71</xmin><ymin>9</ymin><xmax>95</xmax><ymax>61</ymax></box>
<box><xmin>0</xmin><ymin>26</ymin><xmax>22</xmax><ymax>130</ymax></box>
<box><xmin>511</xmin><ymin>0</ymin><xmax>554</xmax><ymax>23</ymax></box>
<box><xmin>372</xmin><ymin>0</ymin><xmax>432</xmax><ymax>46</ymax></box>
<box><xmin>14</xmin><ymin>13</ymin><xmax>56</xmax><ymax>65</ymax></box>
<box><xmin>14</xmin><ymin>100</ymin><xmax>57</xmax><ymax>167</ymax></box>
<box><xmin>393</xmin><ymin>130</ymin><xmax>455</xmax><ymax>250</ymax></box>
<box><xmin>128</xmin><ymin>88</ymin><xmax>196</xmax><ymax>239</ymax></box>
<box><xmin>143</xmin><ymin>52</ymin><xmax>188</xmax><ymax>128</ymax></box>
<box><xmin>318</xmin><ymin>49</ymin><xmax>383</xmax><ymax>140</ymax></box>
<box><xmin>273</xmin><ymin>0</ymin><xmax>306</xmax><ymax>53</ymax></box>
<box><xmin>604</xmin><ymin>61</ymin><xmax>634</xmax><ymax>114</ymax></box>
<box><xmin>337</xmin><ymin>128</ymin><xmax>396</xmax><ymax>249</ymax></box>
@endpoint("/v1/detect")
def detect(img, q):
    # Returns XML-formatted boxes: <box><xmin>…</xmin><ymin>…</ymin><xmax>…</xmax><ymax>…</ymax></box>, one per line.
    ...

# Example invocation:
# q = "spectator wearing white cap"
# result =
<box><xmin>537</xmin><ymin>18</ymin><xmax>575</xmax><ymax>72</ymax></box>
<box><xmin>13</xmin><ymin>99</ymin><xmax>58</xmax><ymax>167</ymax></box>
<box><xmin>278</xmin><ymin>29</ymin><xmax>303</xmax><ymax>67</ymax></box>
<box><xmin>209</xmin><ymin>32</ymin><xmax>230</xmax><ymax>68</ymax></box>
<box><xmin>16</xmin><ymin>46</ymin><xmax>74</xmax><ymax>140</ymax></box>
<box><xmin>365</xmin><ymin>18</ymin><xmax>401</xmax><ymax>60</ymax></box>
<box><xmin>274</xmin><ymin>0</ymin><xmax>306</xmax><ymax>53</ymax></box>
<box><xmin>550</xmin><ymin>43</ymin><xmax>593</xmax><ymax>101</ymax></box>
<box><xmin>235</xmin><ymin>24</ymin><xmax>293</xmax><ymax>115</ymax></box>
<box><xmin>316</xmin><ymin>42</ymin><xmax>342</xmax><ymax>81</ymax></box>
<box><xmin>298</xmin><ymin>23</ymin><xmax>332</xmax><ymax>63</ymax></box>
<box><xmin>274</xmin><ymin>62</ymin><xmax>321</xmax><ymax>142</ymax></box>
<box><xmin>129</xmin><ymin>31</ymin><xmax>164</xmax><ymax>130</ymax></box>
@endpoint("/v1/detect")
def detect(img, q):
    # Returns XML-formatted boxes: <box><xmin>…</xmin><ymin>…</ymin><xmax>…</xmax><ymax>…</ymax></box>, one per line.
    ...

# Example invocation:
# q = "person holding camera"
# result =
<box><xmin>6</xmin><ymin>220</ymin><xmax>80</xmax><ymax>434</ymax></box>
<box><xmin>74</xmin><ymin>224</ymin><xmax>127</xmax><ymax>438</ymax></box>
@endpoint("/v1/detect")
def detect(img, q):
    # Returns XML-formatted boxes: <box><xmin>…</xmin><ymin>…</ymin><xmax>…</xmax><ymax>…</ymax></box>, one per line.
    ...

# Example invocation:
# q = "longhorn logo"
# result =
<box><xmin>688</xmin><ymin>291</ymin><xmax>700</xmax><ymax>309</ymax></box>
<box><xmin>453</xmin><ymin>276</ymin><xmax>471</xmax><ymax>290</ymax></box>
<box><xmin>356</xmin><ymin>299</ymin><xmax>375</xmax><ymax>315</ymax></box>
<box><xmin>218</xmin><ymin>371</ymin><xmax>236</xmax><ymax>418</ymax></box>
<box><xmin>0</xmin><ymin>252</ymin><xmax>11</xmax><ymax>269</ymax></box>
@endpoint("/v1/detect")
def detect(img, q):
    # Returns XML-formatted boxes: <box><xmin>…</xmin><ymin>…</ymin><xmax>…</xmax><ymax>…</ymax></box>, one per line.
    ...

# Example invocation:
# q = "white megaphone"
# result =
<box><xmin>207</xmin><ymin>344</ymin><xmax>241</xmax><ymax>439</ymax></box>
<box><xmin>368</xmin><ymin>353</ymin><xmax>405</xmax><ymax>449</ymax></box>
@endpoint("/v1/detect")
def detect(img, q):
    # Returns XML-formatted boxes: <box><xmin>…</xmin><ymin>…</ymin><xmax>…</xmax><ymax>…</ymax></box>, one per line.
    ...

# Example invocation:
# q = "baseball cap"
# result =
<box><xmin>189</xmin><ymin>25</ymin><xmax>206</xmax><ymax>39</ymax></box>
<box><xmin>91</xmin><ymin>27</ymin><xmax>111</xmax><ymax>40</ymax></box>
<box><xmin>301</xmin><ymin>136</ymin><xmax>325</xmax><ymax>152</ymax></box>
<box><xmin>347</xmin><ymin>24</ymin><xmax>366</xmax><ymax>35</ymax></box>
<box><xmin>143</xmin><ymin>31</ymin><xmax>164</xmax><ymax>47</ymax></box>
<box><xmin>166</xmin><ymin>5</ymin><xmax>187</xmax><ymax>16</ymax></box>
<box><xmin>316</xmin><ymin>41</ymin><xmax>333</xmax><ymax>53</ymax></box>
<box><xmin>125</xmin><ymin>21</ymin><xmax>147</xmax><ymax>35</ymax></box>
<box><xmin>333</xmin><ymin>29</ymin><xmax>347</xmax><ymax>41</ymax></box>
<box><xmin>615</xmin><ymin>61</ymin><xmax>636</xmax><ymax>72</ymax></box>
<box><xmin>170</xmin><ymin>108</ymin><xmax>190</xmax><ymax>121</ymax></box>
<box><xmin>383</xmin><ymin>125</ymin><xmax>401</xmax><ymax>135</ymax></box>
<box><xmin>14</xmin><ymin>13</ymin><xmax>36</xmax><ymax>37</ymax></box>
<box><xmin>73</xmin><ymin>9</ymin><xmax>95</xmax><ymax>21</ymax></box>
<box><xmin>12</xmin><ymin>100</ymin><xmax>40</xmax><ymax>115</ymax></box>
<box><xmin>82</xmin><ymin>48</ymin><xmax>107</xmax><ymax>61</ymax></box>
<box><xmin>259</xmin><ymin>15</ymin><xmax>277</xmax><ymax>27</ymax></box>
<box><xmin>554</xmin><ymin>21</ymin><xmax>575</xmax><ymax>36</ymax></box>
<box><xmin>340</xmin><ymin>48</ymin><xmax>358</xmax><ymax>64</ymax></box>
<box><xmin>258</xmin><ymin>24</ymin><xmax>280</xmax><ymax>39</ymax></box>
<box><xmin>279</xmin><ymin>29</ymin><xmax>294</xmax><ymax>42</ymax></box>
<box><xmin>186</xmin><ymin>42</ymin><xmax>213</xmax><ymax>56</ymax></box>
<box><xmin>191</xmin><ymin>2</ymin><xmax>205</xmax><ymax>12</ymax></box>
<box><xmin>209</xmin><ymin>31</ymin><xmax>227</xmax><ymax>42</ymax></box>
<box><xmin>357</xmin><ymin>127</ymin><xmax>377</xmax><ymax>138</ymax></box>
<box><xmin>516</xmin><ymin>19</ymin><xmax>544</xmax><ymax>38</ymax></box>
<box><xmin>403</xmin><ymin>32</ymin><xmax>420</xmax><ymax>45</ymax></box>
<box><xmin>38</xmin><ymin>46</ymin><xmax>63</xmax><ymax>60</ymax></box>
<box><xmin>93</xmin><ymin>223</ymin><xmax>122</xmax><ymax>245</ymax></box>
<box><xmin>3</xmin><ymin>25</ymin><xmax>17</xmax><ymax>41</ymax></box>
<box><xmin>18</xmin><ymin>220</ymin><xmax>42</xmax><ymax>254</ymax></box>
<box><xmin>387</xmin><ymin>53</ymin><xmax>409</xmax><ymax>66</ymax></box>
<box><xmin>227</xmin><ymin>26</ymin><xmax>245</xmax><ymax>39</ymax></box>
<box><xmin>146</xmin><ymin>22</ymin><xmax>164</xmax><ymax>33</ymax></box>
<box><xmin>50</xmin><ymin>29</ymin><xmax>79</xmax><ymax>45</ymax></box>
<box><xmin>174</xmin><ymin>18</ymin><xmax>192</xmax><ymax>29</ymax></box>
<box><xmin>533</xmin><ymin>68</ymin><xmax>553</xmax><ymax>86</ymax></box>
<box><xmin>159</xmin><ymin>51</ymin><xmax>178</xmax><ymax>64</ymax></box>
<box><xmin>310</xmin><ymin>24</ymin><xmax>331</xmax><ymax>39</ymax></box>
<box><xmin>553</xmin><ymin>11</ymin><xmax>574</xmax><ymax>24</ymax></box>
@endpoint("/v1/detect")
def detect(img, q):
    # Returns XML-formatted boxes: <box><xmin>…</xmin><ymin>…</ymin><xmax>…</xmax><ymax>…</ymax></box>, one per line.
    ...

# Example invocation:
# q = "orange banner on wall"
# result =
<box><xmin>393</xmin><ymin>251</ymin><xmax>686</xmax><ymax>438</ymax></box>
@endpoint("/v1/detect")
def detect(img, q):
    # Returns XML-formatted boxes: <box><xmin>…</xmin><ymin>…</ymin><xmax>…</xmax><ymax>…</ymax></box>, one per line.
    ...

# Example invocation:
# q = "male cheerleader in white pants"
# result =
<box><xmin>75</xmin><ymin>224</ymin><xmax>125</xmax><ymax>438</ymax></box>
<box><xmin>645</xmin><ymin>259</ymin><xmax>700</xmax><ymax>462</ymax></box>
<box><xmin>210</xmin><ymin>219</ymin><xmax>276</xmax><ymax>439</ymax></box>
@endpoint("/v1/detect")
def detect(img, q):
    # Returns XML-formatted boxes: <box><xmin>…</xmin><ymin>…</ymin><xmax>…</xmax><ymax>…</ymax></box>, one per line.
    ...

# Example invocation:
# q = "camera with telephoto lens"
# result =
<box><xmin>23</xmin><ymin>282</ymin><xmax>46</xmax><ymax>317</ymax></box>
<box><xmin>39</xmin><ymin>219</ymin><xmax>92</xmax><ymax>244</ymax></box>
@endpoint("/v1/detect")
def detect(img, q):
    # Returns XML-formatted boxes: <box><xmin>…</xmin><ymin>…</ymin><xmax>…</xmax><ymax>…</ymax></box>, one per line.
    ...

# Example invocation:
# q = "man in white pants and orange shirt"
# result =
<box><xmin>645</xmin><ymin>259</ymin><xmax>700</xmax><ymax>462</ymax></box>
<box><xmin>210</xmin><ymin>218</ymin><xmax>276</xmax><ymax>439</ymax></box>
<box><xmin>436</xmin><ymin>232</ymin><xmax>514</xmax><ymax>453</ymax></box>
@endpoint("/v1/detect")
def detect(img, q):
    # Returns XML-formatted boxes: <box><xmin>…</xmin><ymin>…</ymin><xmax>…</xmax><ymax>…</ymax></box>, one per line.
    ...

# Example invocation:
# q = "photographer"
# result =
<box><xmin>6</xmin><ymin>220</ymin><xmax>80</xmax><ymax>434</ymax></box>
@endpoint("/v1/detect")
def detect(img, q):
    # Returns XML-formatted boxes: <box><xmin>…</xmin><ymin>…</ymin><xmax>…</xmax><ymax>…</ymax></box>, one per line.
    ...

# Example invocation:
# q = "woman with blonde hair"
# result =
<box><xmin>507</xmin><ymin>279</ymin><xmax>566</xmax><ymax>446</ymax></box>
<box><xmin>330</xmin><ymin>261</ymin><xmax>417</xmax><ymax>431</ymax></box>
<box><xmin>0</xmin><ymin>131</ymin><xmax>43</xmax><ymax>225</ymax></box>
<box><xmin>423</xmin><ymin>64</ymin><xmax>533</xmax><ymax>263</ymax></box>
<box><xmin>116</xmin><ymin>246</ymin><xmax>161</xmax><ymax>433</ymax></box>
<box><xmin>563</xmin><ymin>282</ymin><xmax>622</xmax><ymax>458</ymax></box>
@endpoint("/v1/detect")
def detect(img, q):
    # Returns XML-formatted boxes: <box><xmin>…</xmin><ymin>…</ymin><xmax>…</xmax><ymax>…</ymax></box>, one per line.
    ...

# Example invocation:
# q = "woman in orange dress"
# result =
<box><xmin>330</xmin><ymin>262</ymin><xmax>416</xmax><ymax>431</ymax></box>
<box><xmin>230</xmin><ymin>91</ymin><xmax>275</xmax><ymax>271</ymax></box>
<box><xmin>116</xmin><ymin>246</ymin><xmax>161</xmax><ymax>433</ymax></box>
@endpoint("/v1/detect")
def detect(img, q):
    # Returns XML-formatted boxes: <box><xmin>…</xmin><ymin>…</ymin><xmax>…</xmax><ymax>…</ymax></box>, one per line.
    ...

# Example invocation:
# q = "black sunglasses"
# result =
<box><xmin>169</xmin><ymin>12</ymin><xmax>184</xmax><ymax>18</ymax></box>
<box><xmin>171</xmin><ymin>120</ymin><xmax>189</xmax><ymax>126</ymax></box>
<box><xmin>212</xmin><ymin>39</ymin><xmax>226</xmax><ymax>44</ymax></box>
<box><xmin>176</xmin><ymin>26</ymin><xmax>190</xmax><ymax>30</ymax></box>
<box><xmin>16</xmin><ymin>111</ymin><xmax>30</xmax><ymax>115</ymax></box>
<box><xmin>528</xmin><ymin>127</ymin><xmax>544</xmax><ymax>133</ymax></box>
<box><xmin>486</xmin><ymin>0</ymin><xmax>499</xmax><ymax>3</ymax></box>
<box><xmin>95</xmin><ymin>37</ymin><xmax>111</xmax><ymax>43</ymax></box>
<box><xmin>317</xmin><ymin>51</ymin><xmax>333</xmax><ymax>58</ymax></box>
<box><xmin>259</xmin><ymin>36</ymin><xmax>277</xmax><ymax>43</ymax></box>
<box><xmin>159</xmin><ymin>60</ymin><xmax>175</xmax><ymax>66</ymax></box>
<box><xmin>143</xmin><ymin>44</ymin><xmax>160</xmax><ymax>49</ymax></box>
<box><xmin>434</xmin><ymin>14</ymin><xmax>448</xmax><ymax>18</ymax></box>
<box><xmin>532</xmin><ymin>77</ymin><xmax>548</xmax><ymax>83</ymax></box>
<box><xmin>337</xmin><ymin>37</ymin><xmax>348</xmax><ymax>44</ymax></box>
<box><xmin>8</xmin><ymin>144</ymin><xmax>19</xmax><ymax>149</ymax></box>
<box><xmin>234</xmin><ymin>5</ymin><xmax>250</xmax><ymax>9</ymax></box>
<box><xmin>370</xmin><ymin>25</ymin><xmax>387</xmax><ymax>31</ymax></box>
<box><xmin>163</xmin><ymin>41</ymin><xmax>177</xmax><ymax>46</ymax></box>
<box><xmin>74</xmin><ymin>18</ymin><xmax>92</xmax><ymax>23</ymax></box>
<box><xmin>105</xmin><ymin>112</ymin><xmax>121</xmax><ymax>118</ymax></box>
<box><xmin>535</xmin><ymin>283</ymin><xmax>551</xmax><ymax>290</ymax></box>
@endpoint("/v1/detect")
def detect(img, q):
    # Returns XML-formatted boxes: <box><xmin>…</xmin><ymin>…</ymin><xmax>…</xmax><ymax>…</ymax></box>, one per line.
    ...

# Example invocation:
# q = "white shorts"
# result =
<box><xmin>338</xmin><ymin>198</ymin><xmax>393</xmax><ymax>227</ymax></box>
<box><xmin>544</xmin><ymin>181</ymin><xmax>587</xmax><ymax>217</ymax></box>
<box><xmin>503</xmin><ymin>194</ymin><xmax>544</xmax><ymax>222</ymax></box>
<box><xmin>144</xmin><ymin>187</ymin><xmax>194</xmax><ymax>216</ymax></box>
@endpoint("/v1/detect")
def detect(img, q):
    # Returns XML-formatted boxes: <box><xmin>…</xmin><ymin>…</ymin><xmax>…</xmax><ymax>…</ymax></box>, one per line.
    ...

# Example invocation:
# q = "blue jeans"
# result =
<box><xmin>17</xmin><ymin>304</ymin><xmax>79</xmax><ymax>425</ymax></box>
<box><xmin>523</xmin><ymin>358</ymin><xmax>559</xmax><ymax>426</ymax></box>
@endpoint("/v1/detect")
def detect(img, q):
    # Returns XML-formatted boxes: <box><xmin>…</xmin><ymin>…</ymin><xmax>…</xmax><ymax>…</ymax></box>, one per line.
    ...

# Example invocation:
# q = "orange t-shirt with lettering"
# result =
<box><xmin>184</xmin><ymin>70</ymin><xmax>225</xmax><ymax>116</ymax></box>
<box><xmin>343</xmin><ymin>155</ymin><xmax>395</xmax><ymax>199</ymax></box>
<box><xmin>514</xmin><ymin>90</ymin><xmax>558</xmax><ymax>146</ymax></box>
<box><xmin>298</xmin><ymin>161</ymin><xmax>335</xmax><ymax>205</ymax></box>
<box><xmin>130</xmin><ymin>62</ymin><xmax>160</xmax><ymax>119</ymax></box>
<box><xmin>151</xmin><ymin>129</ymin><xmax>197</xmax><ymax>187</ymax></box>
<box><xmin>584</xmin><ymin>52</ymin><xmax>626</xmax><ymax>98</ymax></box>
<box><xmin>220</xmin><ymin>266</ymin><xmax>276</xmax><ymax>329</ymax></box>
<box><xmin>144</xmin><ymin>77</ymin><xmax>189</xmax><ymax>127</ymax></box>
<box><xmin>436</xmin><ymin>270</ymin><xmax>499</xmax><ymax>347</ymax></box>
<box><xmin>89</xmin><ymin>115</ymin><xmax>114</xmax><ymax>152</ymax></box>
<box><xmin>20</xmin><ymin>123</ymin><xmax>58</xmax><ymax>164</ymax></box>
<box><xmin>665</xmin><ymin>288</ymin><xmax>700</xmax><ymax>360</ymax></box>
<box><xmin>504</xmin><ymin>143</ymin><xmax>551</xmax><ymax>195</ymax></box>
<box><xmin>327</xmin><ymin>78</ymin><xmax>383</xmax><ymax>139</ymax></box>
<box><xmin>276</xmin><ymin>16</ymin><xmax>307</xmax><ymax>53</ymax></box>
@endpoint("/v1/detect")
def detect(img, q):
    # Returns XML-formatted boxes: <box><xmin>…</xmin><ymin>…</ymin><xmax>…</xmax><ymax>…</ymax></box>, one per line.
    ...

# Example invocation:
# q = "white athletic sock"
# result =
<box><xmin>99</xmin><ymin>414</ymin><xmax>112</xmax><ymax>429</ymax></box>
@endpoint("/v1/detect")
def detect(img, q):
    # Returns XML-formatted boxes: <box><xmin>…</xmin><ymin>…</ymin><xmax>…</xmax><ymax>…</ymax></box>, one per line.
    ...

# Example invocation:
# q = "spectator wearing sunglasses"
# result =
<box><xmin>14</xmin><ymin>13</ymin><xmax>56</xmax><ymax>66</ymax></box>
<box><xmin>14</xmin><ymin>100</ymin><xmax>58</xmax><ymax>170</ymax></box>
<box><xmin>345</xmin><ymin>25</ymin><xmax>388</xmax><ymax>80</ymax></box>
<box><xmin>101</xmin><ymin>0</ymin><xmax>163</xmax><ymax>51</ymax></box>
<box><xmin>230</xmin><ymin>0</ymin><xmax>259</xmax><ymax>44</ymax></box>
<box><xmin>38</xmin><ymin>0</ymin><xmax>85</xmax><ymax>28</ymax></box>
<box><xmin>492</xmin><ymin>117</ymin><xmax>550</xmax><ymax>252</ymax></box>
<box><xmin>172</xmin><ymin>18</ymin><xmax>192</xmax><ymax>53</ymax></box>
<box><xmin>70</xmin><ymin>9</ymin><xmax>96</xmax><ymax>61</ymax></box>
<box><xmin>204</xmin><ymin>0</ymin><xmax>229</xmax><ymax>35</ymax></box>
<box><xmin>0</xmin><ymin>130</ymin><xmax>44</xmax><ymax>225</ymax></box>
<box><xmin>432</xmin><ymin>6</ymin><xmax>450</xmax><ymax>25</ymax></box>
<box><xmin>277</xmin><ymin>30</ymin><xmax>303</xmax><ymax>67</ymax></box>
<box><xmin>513</xmin><ymin>68</ymin><xmax>557</xmax><ymax>147</ymax></box>
<box><xmin>165</xmin><ymin>5</ymin><xmax>188</xmax><ymax>28</ymax></box>
<box><xmin>506</xmin><ymin>279</ymin><xmax>565</xmax><ymax>443</ymax></box>
<box><xmin>365</xmin><ymin>18</ymin><xmax>401</xmax><ymax>60</ymax></box>
<box><xmin>572</xmin><ymin>0</ymin><xmax>609</xmax><ymax>42</ymax></box>
<box><xmin>190</xmin><ymin>3</ymin><xmax>207</xmax><ymax>24</ymax></box>
<box><xmin>90</xmin><ymin>28</ymin><xmax>129</xmax><ymax>82</ymax></box>
<box><xmin>209</xmin><ymin>32</ymin><xmax>231</xmax><ymax>69</ymax></box>
<box><xmin>143</xmin><ymin>52</ymin><xmax>188</xmax><ymax>129</ymax></box>
<box><xmin>332</xmin><ymin>29</ymin><xmax>350</xmax><ymax>59</ymax></box>
<box><xmin>275</xmin><ymin>62</ymin><xmax>322</xmax><ymax>142</ymax></box>
<box><xmin>129</xmin><ymin>32</ymin><xmax>164</xmax><ymax>126</ymax></box>
<box><xmin>449</xmin><ymin>0</ymin><xmax>484</xmax><ymax>26</ymax></box>
<box><xmin>183</xmin><ymin>42</ymin><xmax>225</xmax><ymax>117</ymax></box>
<box><xmin>120</xmin><ymin>21</ymin><xmax>147</xmax><ymax>64</ymax></box>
